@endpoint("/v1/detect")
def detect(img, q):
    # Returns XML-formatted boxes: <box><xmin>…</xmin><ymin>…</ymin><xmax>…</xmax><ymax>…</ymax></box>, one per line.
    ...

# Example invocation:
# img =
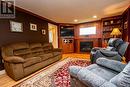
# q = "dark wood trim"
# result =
<box><xmin>15</xmin><ymin>6</ymin><xmax>58</xmax><ymax>25</ymax></box>
<box><xmin>122</xmin><ymin>5</ymin><xmax>130</xmax><ymax>16</ymax></box>
<box><xmin>59</xmin><ymin>23</ymin><xmax>76</xmax><ymax>26</ymax></box>
<box><xmin>76</xmin><ymin>20</ymin><xmax>101</xmax><ymax>25</ymax></box>
<box><xmin>101</xmin><ymin>15</ymin><xmax>122</xmax><ymax>20</ymax></box>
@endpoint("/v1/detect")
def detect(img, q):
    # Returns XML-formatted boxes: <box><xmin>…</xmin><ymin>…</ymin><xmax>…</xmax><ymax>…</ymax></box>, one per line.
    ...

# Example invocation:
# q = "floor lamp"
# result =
<box><xmin>110</xmin><ymin>28</ymin><xmax>122</xmax><ymax>38</ymax></box>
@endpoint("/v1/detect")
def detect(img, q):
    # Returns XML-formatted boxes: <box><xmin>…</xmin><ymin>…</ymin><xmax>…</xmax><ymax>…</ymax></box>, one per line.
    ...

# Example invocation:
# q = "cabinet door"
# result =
<box><xmin>62</xmin><ymin>39</ymin><xmax>74</xmax><ymax>53</ymax></box>
<box><xmin>68</xmin><ymin>40</ymin><xmax>74</xmax><ymax>52</ymax></box>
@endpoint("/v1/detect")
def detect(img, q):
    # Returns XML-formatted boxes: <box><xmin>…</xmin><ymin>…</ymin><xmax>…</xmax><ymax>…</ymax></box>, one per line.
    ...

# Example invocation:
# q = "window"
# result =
<box><xmin>79</xmin><ymin>26</ymin><xmax>96</xmax><ymax>35</ymax></box>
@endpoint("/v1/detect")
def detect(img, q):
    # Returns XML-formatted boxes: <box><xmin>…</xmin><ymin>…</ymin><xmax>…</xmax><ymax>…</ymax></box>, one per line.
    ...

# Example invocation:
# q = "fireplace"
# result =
<box><xmin>80</xmin><ymin>41</ymin><xmax>93</xmax><ymax>52</ymax></box>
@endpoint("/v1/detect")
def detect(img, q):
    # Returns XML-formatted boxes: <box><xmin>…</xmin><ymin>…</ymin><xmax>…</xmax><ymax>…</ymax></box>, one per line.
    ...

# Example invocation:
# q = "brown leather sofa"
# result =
<box><xmin>1</xmin><ymin>42</ymin><xmax>62</xmax><ymax>80</ymax></box>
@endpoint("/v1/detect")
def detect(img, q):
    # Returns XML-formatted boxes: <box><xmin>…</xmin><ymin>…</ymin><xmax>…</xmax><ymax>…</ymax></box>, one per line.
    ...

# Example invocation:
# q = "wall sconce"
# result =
<box><xmin>42</xmin><ymin>29</ymin><xmax>46</xmax><ymax>35</ymax></box>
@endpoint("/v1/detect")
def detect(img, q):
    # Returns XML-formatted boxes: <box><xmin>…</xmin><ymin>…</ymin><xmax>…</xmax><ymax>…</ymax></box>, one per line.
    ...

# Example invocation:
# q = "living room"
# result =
<box><xmin>0</xmin><ymin>0</ymin><xmax>130</xmax><ymax>87</ymax></box>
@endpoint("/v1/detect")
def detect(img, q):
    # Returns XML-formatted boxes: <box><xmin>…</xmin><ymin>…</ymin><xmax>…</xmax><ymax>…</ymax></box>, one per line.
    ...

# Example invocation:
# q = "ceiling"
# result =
<box><xmin>15</xmin><ymin>0</ymin><xmax>130</xmax><ymax>23</ymax></box>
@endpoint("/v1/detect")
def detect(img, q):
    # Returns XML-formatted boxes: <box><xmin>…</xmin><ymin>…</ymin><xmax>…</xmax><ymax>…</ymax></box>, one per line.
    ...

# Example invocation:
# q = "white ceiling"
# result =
<box><xmin>15</xmin><ymin>0</ymin><xmax>130</xmax><ymax>23</ymax></box>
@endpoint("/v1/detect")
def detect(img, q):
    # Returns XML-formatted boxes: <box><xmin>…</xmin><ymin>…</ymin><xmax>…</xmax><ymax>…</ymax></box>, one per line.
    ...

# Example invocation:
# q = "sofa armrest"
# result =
<box><xmin>96</xmin><ymin>58</ymin><xmax>126</xmax><ymax>72</ymax></box>
<box><xmin>100</xmin><ymin>50</ymin><xmax>118</xmax><ymax>57</ymax></box>
<box><xmin>53</xmin><ymin>48</ymin><xmax>62</xmax><ymax>52</ymax></box>
<box><xmin>4</xmin><ymin>56</ymin><xmax>25</xmax><ymax>63</ymax></box>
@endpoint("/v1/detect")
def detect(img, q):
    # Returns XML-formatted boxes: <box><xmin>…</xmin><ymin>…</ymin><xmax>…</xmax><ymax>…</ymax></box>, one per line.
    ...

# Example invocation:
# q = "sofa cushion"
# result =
<box><xmin>14</xmin><ymin>49</ymin><xmax>30</xmax><ymax>55</ymax></box>
<box><xmin>53</xmin><ymin>52</ymin><xmax>61</xmax><ymax>56</ymax></box>
<box><xmin>11</xmin><ymin>42</ymin><xmax>29</xmax><ymax>50</ymax></box>
<box><xmin>12</xmin><ymin>42</ymin><xmax>32</xmax><ymax>58</ymax></box>
<box><xmin>96</xmin><ymin>58</ymin><xmax>126</xmax><ymax>72</ymax></box>
<box><xmin>30</xmin><ymin>43</ymin><xmax>42</xmax><ymax>49</ymax></box>
<box><xmin>30</xmin><ymin>43</ymin><xmax>44</xmax><ymax>57</ymax></box>
<box><xmin>85</xmin><ymin>64</ymin><xmax>118</xmax><ymax>81</ymax></box>
<box><xmin>69</xmin><ymin>66</ymin><xmax>82</xmax><ymax>78</ymax></box>
<box><xmin>31</xmin><ymin>48</ymin><xmax>44</xmax><ymax>57</ymax></box>
<box><xmin>43</xmin><ymin>43</ymin><xmax>53</xmax><ymax>53</ymax></box>
<box><xmin>40</xmin><ymin>53</ymin><xmax>53</xmax><ymax>61</ymax></box>
<box><xmin>100</xmin><ymin>82</ymin><xmax>117</xmax><ymax>87</ymax></box>
<box><xmin>13</xmin><ymin>49</ymin><xmax>31</xmax><ymax>58</ymax></box>
<box><xmin>23</xmin><ymin>57</ymin><xmax>41</xmax><ymax>67</ymax></box>
<box><xmin>77</xmin><ymin>69</ymin><xmax>107</xmax><ymax>87</ymax></box>
<box><xmin>105</xmin><ymin>47</ymin><xmax>116</xmax><ymax>51</ymax></box>
<box><xmin>110</xmin><ymin>62</ymin><xmax>130</xmax><ymax>87</ymax></box>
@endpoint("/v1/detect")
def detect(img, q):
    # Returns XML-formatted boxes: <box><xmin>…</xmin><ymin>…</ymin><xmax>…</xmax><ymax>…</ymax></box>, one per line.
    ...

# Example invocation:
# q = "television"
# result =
<box><xmin>60</xmin><ymin>27</ymin><xmax>74</xmax><ymax>37</ymax></box>
<box><xmin>80</xmin><ymin>27</ymin><xmax>96</xmax><ymax>35</ymax></box>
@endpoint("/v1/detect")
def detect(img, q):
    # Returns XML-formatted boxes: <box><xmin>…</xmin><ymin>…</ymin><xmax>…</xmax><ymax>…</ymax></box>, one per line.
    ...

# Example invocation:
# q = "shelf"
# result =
<box><xmin>102</xmin><ymin>15</ymin><xmax>122</xmax><ymax>47</ymax></box>
<box><xmin>103</xmin><ymin>23</ymin><xmax>122</xmax><ymax>27</ymax></box>
<box><xmin>103</xmin><ymin>31</ymin><xmax>112</xmax><ymax>33</ymax></box>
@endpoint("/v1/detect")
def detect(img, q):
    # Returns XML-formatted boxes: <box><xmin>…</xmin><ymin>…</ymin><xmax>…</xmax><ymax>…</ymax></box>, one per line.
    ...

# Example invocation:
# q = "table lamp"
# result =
<box><xmin>110</xmin><ymin>28</ymin><xmax>122</xmax><ymax>38</ymax></box>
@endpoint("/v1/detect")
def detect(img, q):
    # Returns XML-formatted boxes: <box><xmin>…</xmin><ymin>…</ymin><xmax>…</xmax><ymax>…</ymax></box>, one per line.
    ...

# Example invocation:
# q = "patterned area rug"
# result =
<box><xmin>13</xmin><ymin>58</ymin><xmax>90</xmax><ymax>87</ymax></box>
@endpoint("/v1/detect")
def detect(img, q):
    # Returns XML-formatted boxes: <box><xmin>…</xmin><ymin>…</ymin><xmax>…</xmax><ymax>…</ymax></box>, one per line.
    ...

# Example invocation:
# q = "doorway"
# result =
<box><xmin>48</xmin><ymin>23</ymin><xmax>58</xmax><ymax>48</ymax></box>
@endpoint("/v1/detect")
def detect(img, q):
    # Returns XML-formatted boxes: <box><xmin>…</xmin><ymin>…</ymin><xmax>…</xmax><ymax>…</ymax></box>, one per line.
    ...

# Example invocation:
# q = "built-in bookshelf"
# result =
<box><xmin>101</xmin><ymin>15</ymin><xmax>122</xmax><ymax>47</ymax></box>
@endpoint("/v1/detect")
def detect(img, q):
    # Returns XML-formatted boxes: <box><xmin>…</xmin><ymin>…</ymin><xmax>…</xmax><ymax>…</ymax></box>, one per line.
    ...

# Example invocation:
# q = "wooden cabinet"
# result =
<box><xmin>58</xmin><ymin>24</ymin><xmax>75</xmax><ymax>53</ymax></box>
<box><xmin>101</xmin><ymin>15</ymin><xmax>122</xmax><ymax>47</ymax></box>
<box><xmin>61</xmin><ymin>38</ymin><xmax>74</xmax><ymax>53</ymax></box>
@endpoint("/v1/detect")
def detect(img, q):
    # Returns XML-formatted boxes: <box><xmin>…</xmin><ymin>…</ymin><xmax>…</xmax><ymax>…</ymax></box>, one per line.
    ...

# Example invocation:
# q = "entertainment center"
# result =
<box><xmin>58</xmin><ymin>25</ymin><xmax>75</xmax><ymax>53</ymax></box>
<box><xmin>58</xmin><ymin>21</ymin><xmax>102</xmax><ymax>53</ymax></box>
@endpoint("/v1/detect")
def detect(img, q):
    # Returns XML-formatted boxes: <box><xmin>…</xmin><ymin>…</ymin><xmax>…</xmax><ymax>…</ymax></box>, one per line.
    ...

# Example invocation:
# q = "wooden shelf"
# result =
<box><xmin>103</xmin><ymin>31</ymin><xmax>112</xmax><ymax>33</ymax></box>
<box><xmin>102</xmin><ymin>15</ymin><xmax>122</xmax><ymax>44</ymax></box>
<box><xmin>103</xmin><ymin>23</ymin><xmax>122</xmax><ymax>27</ymax></box>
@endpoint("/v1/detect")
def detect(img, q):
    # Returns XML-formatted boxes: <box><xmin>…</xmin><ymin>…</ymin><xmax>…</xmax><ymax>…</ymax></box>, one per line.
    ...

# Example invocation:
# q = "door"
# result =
<box><xmin>48</xmin><ymin>23</ymin><xmax>58</xmax><ymax>48</ymax></box>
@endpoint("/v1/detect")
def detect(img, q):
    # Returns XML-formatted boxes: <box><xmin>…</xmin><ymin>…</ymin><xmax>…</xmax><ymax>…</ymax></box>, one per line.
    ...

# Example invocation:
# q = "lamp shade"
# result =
<box><xmin>110</xmin><ymin>28</ymin><xmax>122</xmax><ymax>36</ymax></box>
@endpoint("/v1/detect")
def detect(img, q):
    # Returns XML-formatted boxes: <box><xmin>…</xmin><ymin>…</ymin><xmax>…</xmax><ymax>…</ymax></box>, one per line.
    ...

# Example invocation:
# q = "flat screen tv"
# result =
<box><xmin>80</xmin><ymin>27</ymin><xmax>96</xmax><ymax>36</ymax></box>
<box><xmin>60</xmin><ymin>27</ymin><xmax>74</xmax><ymax>37</ymax></box>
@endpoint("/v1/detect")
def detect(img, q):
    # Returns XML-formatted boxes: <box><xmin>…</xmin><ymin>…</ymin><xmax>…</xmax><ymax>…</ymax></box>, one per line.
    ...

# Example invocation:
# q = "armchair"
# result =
<box><xmin>91</xmin><ymin>38</ymin><xmax>129</xmax><ymax>63</ymax></box>
<box><xmin>69</xmin><ymin>58</ymin><xmax>130</xmax><ymax>87</ymax></box>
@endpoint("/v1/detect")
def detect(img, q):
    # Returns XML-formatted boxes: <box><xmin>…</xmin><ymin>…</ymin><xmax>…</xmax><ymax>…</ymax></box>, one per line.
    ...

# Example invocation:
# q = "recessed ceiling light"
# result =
<box><xmin>74</xmin><ymin>19</ymin><xmax>78</xmax><ymax>22</ymax></box>
<box><xmin>93</xmin><ymin>15</ymin><xmax>97</xmax><ymax>18</ymax></box>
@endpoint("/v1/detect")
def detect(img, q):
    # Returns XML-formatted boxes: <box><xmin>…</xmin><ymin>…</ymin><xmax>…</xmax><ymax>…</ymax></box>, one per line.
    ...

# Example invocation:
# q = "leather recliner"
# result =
<box><xmin>90</xmin><ymin>38</ymin><xmax>129</xmax><ymax>63</ymax></box>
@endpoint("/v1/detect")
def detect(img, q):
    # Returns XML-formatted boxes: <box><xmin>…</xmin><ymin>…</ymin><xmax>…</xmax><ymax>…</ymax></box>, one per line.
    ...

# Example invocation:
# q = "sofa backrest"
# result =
<box><xmin>108</xmin><ymin>38</ymin><xmax>118</xmax><ymax>47</ymax></box>
<box><xmin>1</xmin><ymin>42</ymin><xmax>54</xmax><ymax>60</ymax></box>
<box><xmin>43</xmin><ymin>43</ymin><xmax>53</xmax><ymax>53</ymax></box>
<box><xmin>1</xmin><ymin>42</ymin><xmax>32</xmax><ymax>59</ymax></box>
<box><xmin>30</xmin><ymin>43</ymin><xmax>44</xmax><ymax>57</ymax></box>
<box><xmin>117</xmin><ymin>42</ymin><xmax>129</xmax><ymax>57</ymax></box>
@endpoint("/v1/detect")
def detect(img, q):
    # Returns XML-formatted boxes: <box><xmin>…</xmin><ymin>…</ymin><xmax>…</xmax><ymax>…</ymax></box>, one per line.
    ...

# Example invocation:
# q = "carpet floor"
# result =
<box><xmin>13</xmin><ymin>58</ymin><xmax>90</xmax><ymax>87</ymax></box>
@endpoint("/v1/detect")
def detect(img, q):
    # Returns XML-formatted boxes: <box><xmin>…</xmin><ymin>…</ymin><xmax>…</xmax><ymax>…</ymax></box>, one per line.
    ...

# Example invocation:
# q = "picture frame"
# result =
<box><xmin>42</xmin><ymin>29</ymin><xmax>46</xmax><ymax>35</ymax></box>
<box><xmin>10</xmin><ymin>21</ymin><xmax>23</xmax><ymax>32</ymax></box>
<box><xmin>30</xmin><ymin>23</ymin><xmax>37</xmax><ymax>31</ymax></box>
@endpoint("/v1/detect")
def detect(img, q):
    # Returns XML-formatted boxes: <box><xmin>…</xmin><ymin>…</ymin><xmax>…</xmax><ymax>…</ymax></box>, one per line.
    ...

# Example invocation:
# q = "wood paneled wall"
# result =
<box><xmin>75</xmin><ymin>20</ymin><xmax>102</xmax><ymax>39</ymax></box>
<box><xmin>74</xmin><ymin>21</ymin><xmax>102</xmax><ymax>53</ymax></box>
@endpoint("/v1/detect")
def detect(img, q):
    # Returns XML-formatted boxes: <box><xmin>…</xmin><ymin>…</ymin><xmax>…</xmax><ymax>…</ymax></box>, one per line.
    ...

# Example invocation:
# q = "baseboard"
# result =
<box><xmin>0</xmin><ymin>70</ymin><xmax>5</xmax><ymax>75</ymax></box>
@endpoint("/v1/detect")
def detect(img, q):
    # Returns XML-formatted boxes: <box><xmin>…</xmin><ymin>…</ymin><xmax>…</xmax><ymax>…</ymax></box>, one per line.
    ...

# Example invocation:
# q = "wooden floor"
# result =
<box><xmin>0</xmin><ymin>53</ymin><xmax>90</xmax><ymax>87</ymax></box>
<box><xmin>62</xmin><ymin>53</ymin><xmax>90</xmax><ymax>59</ymax></box>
